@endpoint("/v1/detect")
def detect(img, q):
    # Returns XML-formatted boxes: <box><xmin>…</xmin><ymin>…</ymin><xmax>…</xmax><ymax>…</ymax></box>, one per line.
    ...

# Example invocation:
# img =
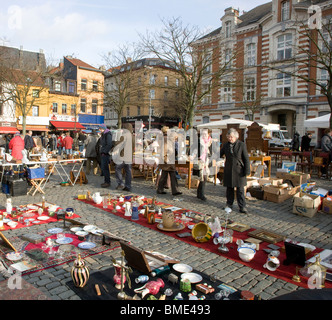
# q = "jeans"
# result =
<box><xmin>101</xmin><ymin>154</ymin><xmax>111</xmax><ymax>184</ymax></box>
<box><xmin>65</xmin><ymin>149</ymin><xmax>72</xmax><ymax>155</ymax></box>
<box><xmin>115</xmin><ymin>162</ymin><xmax>132</xmax><ymax>189</ymax></box>
<box><xmin>226</xmin><ymin>186</ymin><xmax>246</xmax><ymax>209</ymax></box>
<box><xmin>58</xmin><ymin>147</ymin><xmax>62</xmax><ymax>155</ymax></box>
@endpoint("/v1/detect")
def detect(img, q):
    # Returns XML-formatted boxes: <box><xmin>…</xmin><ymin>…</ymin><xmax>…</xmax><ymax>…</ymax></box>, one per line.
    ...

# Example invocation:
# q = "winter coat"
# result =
<box><xmin>9</xmin><ymin>135</ymin><xmax>25</xmax><ymax>160</ymax></box>
<box><xmin>24</xmin><ymin>135</ymin><xmax>35</xmax><ymax>150</ymax></box>
<box><xmin>62</xmin><ymin>136</ymin><xmax>73</xmax><ymax>150</ymax></box>
<box><xmin>321</xmin><ymin>134</ymin><xmax>332</xmax><ymax>153</ymax></box>
<box><xmin>291</xmin><ymin>133</ymin><xmax>300</xmax><ymax>151</ymax></box>
<box><xmin>57</xmin><ymin>136</ymin><xmax>63</xmax><ymax>148</ymax></box>
<box><xmin>84</xmin><ymin>134</ymin><xmax>98</xmax><ymax>158</ymax></box>
<box><xmin>301</xmin><ymin>134</ymin><xmax>311</xmax><ymax>151</ymax></box>
<box><xmin>99</xmin><ymin>129</ymin><xmax>113</xmax><ymax>155</ymax></box>
<box><xmin>159</xmin><ymin>133</ymin><xmax>176</xmax><ymax>171</ymax></box>
<box><xmin>220</xmin><ymin>140</ymin><xmax>250</xmax><ymax>188</ymax></box>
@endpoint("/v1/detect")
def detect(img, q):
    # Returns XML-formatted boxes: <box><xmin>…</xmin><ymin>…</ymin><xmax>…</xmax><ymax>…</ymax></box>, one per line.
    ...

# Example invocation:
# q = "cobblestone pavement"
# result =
<box><xmin>0</xmin><ymin>164</ymin><xmax>331</xmax><ymax>301</ymax></box>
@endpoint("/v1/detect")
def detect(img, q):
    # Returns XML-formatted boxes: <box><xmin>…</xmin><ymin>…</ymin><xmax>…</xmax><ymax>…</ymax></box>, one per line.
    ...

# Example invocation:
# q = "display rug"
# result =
<box><xmin>0</xmin><ymin>203</ymin><xmax>81</xmax><ymax>231</ymax></box>
<box><xmin>78</xmin><ymin>196</ymin><xmax>332</xmax><ymax>290</ymax></box>
<box><xmin>0</xmin><ymin>230</ymin><xmax>120</xmax><ymax>276</ymax></box>
<box><xmin>66</xmin><ymin>264</ymin><xmax>253</xmax><ymax>301</ymax></box>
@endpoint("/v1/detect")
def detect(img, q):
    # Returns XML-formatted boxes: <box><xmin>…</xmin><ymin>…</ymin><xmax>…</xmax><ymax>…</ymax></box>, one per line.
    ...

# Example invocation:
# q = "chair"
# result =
<box><xmin>278</xmin><ymin>151</ymin><xmax>293</xmax><ymax>168</ymax></box>
<box><xmin>27</xmin><ymin>178</ymin><xmax>46</xmax><ymax>196</ymax></box>
<box><xmin>311</xmin><ymin>152</ymin><xmax>330</xmax><ymax>178</ymax></box>
<box><xmin>297</xmin><ymin>152</ymin><xmax>312</xmax><ymax>173</ymax></box>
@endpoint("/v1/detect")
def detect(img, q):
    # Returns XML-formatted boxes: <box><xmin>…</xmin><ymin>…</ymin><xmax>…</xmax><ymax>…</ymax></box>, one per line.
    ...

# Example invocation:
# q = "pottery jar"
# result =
<box><xmin>71</xmin><ymin>254</ymin><xmax>90</xmax><ymax>288</ymax></box>
<box><xmin>162</xmin><ymin>210</ymin><xmax>174</xmax><ymax>229</ymax></box>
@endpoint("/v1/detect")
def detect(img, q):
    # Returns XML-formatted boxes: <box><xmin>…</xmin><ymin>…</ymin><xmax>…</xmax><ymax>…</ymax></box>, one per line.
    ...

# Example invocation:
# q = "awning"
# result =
<box><xmin>50</xmin><ymin>121</ymin><xmax>85</xmax><ymax>130</ymax></box>
<box><xmin>0</xmin><ymin>126</ymin><xmax>19</xmax><ymax>134</ymax></box>
<box><xmin>17</xmin><ymin>125</ymin><xmax>49</xmax><ymax>132</ymax></box>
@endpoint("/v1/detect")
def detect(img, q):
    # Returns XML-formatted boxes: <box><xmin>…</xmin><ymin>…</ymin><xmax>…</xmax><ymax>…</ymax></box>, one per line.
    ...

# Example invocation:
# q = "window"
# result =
<box><xmin>225</xmin><ymin>21</ymin><xmax>231</xmax><ymax>38</ymax></box>
<box><xmin>68</xmin><ymin>81</ymin><xmax>75</xmax><ymax>94</ymax></box>
<box><xmin>92</xmin><ymin>80</ymin><xmax>98</xmax><ymax>92</ymax></box>
<box><xmin>245</xmin><ymin>78</ymin><xmax>256</xmax><ymax>101</ymax></box>
<box><xmin>126</xmin><ymin>107</ymin><xmax>130</xmax><ymax>117</ymax></box>
<box><xmin>277</xmin><ymin>34</ymin><xmax>292</xmax><ymax>60</ymax></box>
<box><xmin>176</xmin><ymin>79</ymin><xmax>180</xmax><ymax>87</ymax></box>
<box><xmin>319</xmin><ymin>69</ymin><xmax>329</xmax><ymax>94</ymax></box>
<box><xmin>164</xmin><ymin>76</ymin><xmax>168</xmax><ymax>86</ymax></box>
<box><xmin>203</xmin><ymin>52</ymin><xmax>212</xmax><ymax>74</ymax></box>
<box><xmin>81</xmin><ymin>79</ymin><xmax>87</xmax><ymax>91</ymax></box>
<box><xmin>137</xmin><ymin>106</ymin><xmax>141</xmax><ymax>116</ymax></box>
<box><xmin>223</xmin><ymin>81</ymin><xmax>232</xmax><ymax>102</ymax></box>
<box><xmin>276</xmin><ymin>73</ymin><xmax>291</xmax><ymax>97</ymax></box>
<box><xmin>202</xmin><ymin>82</ymin><xmax>211</xmax><ymax>104</ymax></box>
<box><xmin>92</xmin><ymin>99</ymin><xmax>98</xmax><ymax>113</ymax></box>
<box><xmin>149</xmin><ymin>89</ymin><xmax>155</xmax><ymax>100</ymax></box>
<box><xmin>71</xmin><ymin>104</ymin><xmax>76</xmax><ymax>116</ymax></box>
<box><xmin>80</xmin><ymin>98</ymin><xmax>86</xmax><ymax>112</ymax></box>
<box><xmin>138</xmin><ymin>90</ymin><xmax>143</xmax><ymax>101</ymax></box>
<box><xmin>32</xmin><ymin>89</ymin><xmax>39</xmax><ymax>97</ymax></box>
<box><xmin>32</xmin><ymin>106</ymin><xmax>39</xmax><ymax>117</ymax></box>
<box><xmin>281</xmin><ymin>1</ymin><xmax>290</xmax><ymax>21</ymax></box>
<box><xmin>247</xmin><ymin>43</ymin><xmax>256</xmax><ymax>66</ymax></box>
<box><xmin>225</xmin><ymin>49</ymin><xmax>232</xmax><ymax>69</ymax></box>
<box><xmin>62</xmin><ymin>104</ymin><xmax>67</xmax><ymax>114</ymax></box>
<box><xmin>149</xmin><ymin>74</ymin><xmax>157</xmax><ymax>85</ymax></box>
<box><xmin>52</xmin><ymin>103</ymin><xmax>58</xmax><ymax>113</ymax></box>
<box><xmin>202</xmin><ymin>116</ymin><xmax>210</xmax><ymax>124</ymax></box>
<box><xmin>54</xmin><ymin>80</ymin><xmax>61</xmax><ymax>91</ymax></box>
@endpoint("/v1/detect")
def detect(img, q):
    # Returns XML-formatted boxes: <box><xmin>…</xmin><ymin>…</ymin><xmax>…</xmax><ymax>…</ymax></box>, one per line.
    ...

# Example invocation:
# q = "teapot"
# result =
<box><xmin>92</xmin><ymin>192</ymin><xmax>103</xmax><ymax>204</ymax></box>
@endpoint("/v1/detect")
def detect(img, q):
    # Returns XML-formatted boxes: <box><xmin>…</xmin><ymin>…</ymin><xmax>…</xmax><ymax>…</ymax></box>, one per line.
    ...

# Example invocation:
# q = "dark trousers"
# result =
<box><xmin>197</xmin><ymin>176</ymin><xmax>206</xmax><ymax>199</ymax></box>
<box><xmin>100</xmin><ymin>154</ymin><xmax>111</xmax><ymax>184</ymax></box>
<box><xmin>226</xmin><ymin>186</ymin><xmax>246</xmax><ymax>209</ymax></box>
<box><xmin>158</xmin><ymin>170</ymin><xmax>179</xmax><ymax>195</ymax></box>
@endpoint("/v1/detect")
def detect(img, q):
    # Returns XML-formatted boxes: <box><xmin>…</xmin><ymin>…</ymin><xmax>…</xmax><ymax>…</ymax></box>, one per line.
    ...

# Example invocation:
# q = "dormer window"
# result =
<box><xmin>281</xmin><ymin>1</ymin><xmax>290</xmax><ymax>21</ymax></box>
<box><xmin>225</xmin><ymin>21</ymin><xmax>231</xmax><ymax>38</ymax></box>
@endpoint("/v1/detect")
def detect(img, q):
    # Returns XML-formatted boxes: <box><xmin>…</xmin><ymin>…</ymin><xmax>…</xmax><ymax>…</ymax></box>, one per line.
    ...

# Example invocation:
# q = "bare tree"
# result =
<box><xmin>102</xmin><ymin>43</ymin><xmax>143</xmax><ymax>129</ymax></box>
<box><xmin>139</xmin><ymin>17</ymin><xmax>230</xmax><ymax>129</ymax></box>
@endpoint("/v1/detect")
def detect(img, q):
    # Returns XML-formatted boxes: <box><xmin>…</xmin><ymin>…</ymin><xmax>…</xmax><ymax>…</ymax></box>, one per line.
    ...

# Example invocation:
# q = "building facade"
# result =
<box><xmin>104</xmin><ymin>58</ymin><xmax>182</xmax><ymax>129</ymax></box>
<box><xmin>193</xmin><ymin>0</ymin><xmax>331</xmax><ymax>144</ymax></box>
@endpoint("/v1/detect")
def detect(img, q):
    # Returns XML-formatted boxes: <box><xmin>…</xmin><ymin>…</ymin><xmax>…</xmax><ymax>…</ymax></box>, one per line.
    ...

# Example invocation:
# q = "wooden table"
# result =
<box><xmin>175</xmin><ymin>161</ymin><xmax>193</xmax><ymax>189</ymax></box>
<box><xmin>249</xmin><ymin>155</ymin><xmax>271</xmax><ymax>177</ymax></box>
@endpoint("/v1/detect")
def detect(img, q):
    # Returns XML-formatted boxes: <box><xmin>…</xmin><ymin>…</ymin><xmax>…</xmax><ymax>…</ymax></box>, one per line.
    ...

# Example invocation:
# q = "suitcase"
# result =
<box><xmin>9</xmin><ymin>179</ymin><xmax>28</xmax><ymax>196</ymax></box>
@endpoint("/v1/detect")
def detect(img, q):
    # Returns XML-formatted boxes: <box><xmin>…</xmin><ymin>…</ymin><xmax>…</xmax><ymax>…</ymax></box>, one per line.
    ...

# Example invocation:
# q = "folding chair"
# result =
<box><xmin>27</xmin><ymin>178</ymin><xmax>46</xmax><ymax>196</ymax></box>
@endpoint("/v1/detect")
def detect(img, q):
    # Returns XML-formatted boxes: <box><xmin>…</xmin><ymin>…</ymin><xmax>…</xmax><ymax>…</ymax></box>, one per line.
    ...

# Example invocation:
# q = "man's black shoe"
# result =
<box><xmin>239</xmin><ymin>208</ymin><xmax>248</xmax><ymax>214</ymax></box>
<box><xmin>157</xmin><ymin>191</ymin><xmax>166</xmax><ymax>194</ymax></box>
<box><xmin>172</xmin><ymin>192</ymin><xmax>182</xmax><ymax>196</ymax></box>
<box><xmin>123</xmin><ymin>187</ymin><xmax>131</xmax><ymax>192</ymax></box>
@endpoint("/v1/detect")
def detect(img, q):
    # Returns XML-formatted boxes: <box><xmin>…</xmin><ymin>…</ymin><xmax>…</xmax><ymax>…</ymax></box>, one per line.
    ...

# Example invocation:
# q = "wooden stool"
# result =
<box><xmin>27</xmin><ymin>178</ymin><xmax>46</xmax><ymax>196</ymax></box>
<box><xmin>70</xmin><ymin>170</ymin><xmax>88</xmax><ymax>185</ymax></box>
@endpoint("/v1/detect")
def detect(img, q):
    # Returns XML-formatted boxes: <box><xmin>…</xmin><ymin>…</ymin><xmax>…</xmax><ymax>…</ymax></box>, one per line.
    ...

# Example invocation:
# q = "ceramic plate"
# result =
<box><xmin>188</xmin><ymin>224</ymin><xmax>194</xmax><ymax>230</ymax></box>
<box><xmin>23</xmin><ymin>212</ymin><xmax>35</xmax><ymax>218</ymax></box>
<box><xmin>32</xmin><ymin>220</ymin><xmax>41</xmax><ymax>224</ymax></box>
<box><xmin>7</xmin><ymin>221</ymin><xmax>18</xmax><ymax>228</ymax></box>
<box><xmin>70</xmin><ymin>227</ymin><xmax>83</xmax><ymax>233</ymax></box>
<box><xmin>37</xmin><ymin>216</ymin><xmax>50</xmax><ymax>221</ymax></box>
<box><xmin>181</xmin><ymin>273</ymin><xmax>203</xmax><ymax>284</ymax></box>
<box><xmin>55</xmin><ymin>237</ymin><xmax>73</xmax><ymax>244</ymax></box>
<box><xmin>83</xmin><ymin>225</ymin><xmax>97</xmax><ymax>232</ymax></box>
<box><xmin>76</xmin><ymin>231</ymin><xmax>88</xmax><ymax>237</ymax></box>
<box><xmin>91</xmin><ymin>228</ymin><xmax>104</xmax><ymax>235</ymax></box>
<box><xmin>3</xmin><ymin>218</ymin><xmax>11</xmax><ymax>223</ymax></box>
<box><xmin>6</xmin><ymin>252</ymin><xmax>23</xmax><ymax>261</ymax></box>
<box><xmin>27</xmin><ymin>205</ymin><xmax>38</xmax><ymax>210</ymax></box>
<box><xmin>173</xmin><ymin>263</ymin><xmax>193</xmax><ymax>273</ymax></box>
<box><xmin>78</xmin><ymin>242</ymin><xmax>96</xmax><ymax>249</ymax></box>
<box><xmin>48</xmin><ymin>228</ymin><xmax>64</xmax><ymax>234</ymax></box>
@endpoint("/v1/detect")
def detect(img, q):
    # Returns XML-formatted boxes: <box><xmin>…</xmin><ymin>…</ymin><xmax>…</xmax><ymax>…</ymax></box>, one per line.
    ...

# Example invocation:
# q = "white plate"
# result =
<box><xmin>70</xmin><ymin>227</ymin><xmax>83</xmax><ymax>233</ymax></box>
<box><xmin>83</xmin><ymin>225</ymin><xmax>97</xmax><ymax>232</ymax></box>
<box><xmin>188</xmin><ymin>225</ymin><xmax>194</xmax><ymax>230</ymax></box>
<box><xmin>76</xmin><ymin>231</ymin><xmax>88</xmax><ymax>237</ymax></box>
<box><xmin>298</xmin><ymin>243</ymin><xmax>316</xmax><ymax>251</ymax></box>
<box><xmin>48</xmin><ymin>228</ymin><xmax>64</xmax><ymax>234</ymax></box>
<box><xmin>6</xmin><ymin>252</ymin><xmax>23</xmax><ymax>261</ymax></box>
<box><xmin>78</xmin><ymin>242</ymin><xmax>96</xmax><ymax>249</ymax></box>
<box><xmin>91</xmin><ymin>228</ymin><xmax>104</xmax><ymax>235</ymax></box>
<box><xmin>55</xmin><ymin>237</ymin><xmax>73</xmax><ymax>244</ymax></box>
<box><xmin>181</xmin><ymin>273</ymin><xmax>203</xmax><ymax>283</ymax></box>
<box><xmin>172</xmin><ymin>263</ymin><xmax>193</xmax><ymax>273</ymax></box>
<box><xmin>37</xmin><ymin>216</ymin><xmax>50</xmax><ymax>221</ymax></box>
<box><xmin>32</xmin><ymin>220</ymin><xmax>41</xmax><ymax>224</ymax></box>
<box><xmin>3</xmin><ymin>218</ymin><xmax>11</xmax><ymax>223</ymax></box>
<box><xmin>7</xmin><ymin>221</ymin><xmax>18</xmax><ymax>228</ymax></box>
<box><xmin>27</xmin><ymin>205</ymin><xmax>38</xmax><ymax>210</ymax></box>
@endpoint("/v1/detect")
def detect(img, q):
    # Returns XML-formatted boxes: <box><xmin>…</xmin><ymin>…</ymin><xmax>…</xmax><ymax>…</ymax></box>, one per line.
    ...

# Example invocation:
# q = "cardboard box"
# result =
<box><xmin>292</xmin><ymin>192</ymin><xmax>321</xmax><ymax>218</ymax></box>
<box><xmin>322</xmin><ymin>197</ymin><xmax>332</xmax><ymax>214</ymax></box>
<box><xmin>263</xmin><ymin>185</ymin><xmax>300</xmax><ymax>203</ymax></box>
<box><xmin>185</xmin><ymin>177</ymin><xmax>200</xmax><ymax>189</ymax></box>
<box><xmin>247</xmin><ymin>186</ymin><xmax>264</xmax><ymax>200</ymax></box>
<box><xmin>246</xmin><ymin>177</ymin><xmax>259</xmax><ymax>188</ymax></box>
<box><xmin>258</xmin><ymin>177</ymin><xmax>283</xmax><ymax>186</ymax></box>
<box><xmin>276</xmin><ymin>171</ymin><xmax>310</xmax><ymax>186</ymax></box>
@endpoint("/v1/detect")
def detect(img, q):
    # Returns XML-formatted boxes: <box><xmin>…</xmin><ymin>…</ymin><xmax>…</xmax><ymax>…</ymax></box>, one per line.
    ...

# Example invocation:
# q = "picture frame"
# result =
<box><xmin>247</xmin><ymin>229</ymin><xmax>285</xmax><ymax>244</ymax></box>
<box><xmin>228</xmin><ymin>222</ymin><xmax>251</xmax><ymax>232</ymax></box>
<box><xmin>282</xmin><ymin>161</ymin><xmax>297</xmax><ymax>172</ymax></box>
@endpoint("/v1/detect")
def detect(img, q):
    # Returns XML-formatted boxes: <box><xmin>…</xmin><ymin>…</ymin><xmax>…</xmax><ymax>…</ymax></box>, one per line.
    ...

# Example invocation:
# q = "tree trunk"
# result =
<box><xmin>117</xmin><ymin>113</ymin><xmax>122</xmax><ymax>129</ymax></box>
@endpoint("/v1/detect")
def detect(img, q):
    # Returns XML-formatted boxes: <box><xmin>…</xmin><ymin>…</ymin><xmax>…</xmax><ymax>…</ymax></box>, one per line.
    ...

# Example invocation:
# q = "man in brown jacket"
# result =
<box><xmin>157</xmin><ymin>126</ymin><xmax>182</xmax><ymax>196</ymax></box>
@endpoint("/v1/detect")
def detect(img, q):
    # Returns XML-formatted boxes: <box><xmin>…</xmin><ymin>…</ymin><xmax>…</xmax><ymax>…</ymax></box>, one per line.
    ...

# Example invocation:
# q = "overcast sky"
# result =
<box><xmin>0</xmin><ymin>0</ymin><xmax>269</xmax><ymax>68</ymax></box>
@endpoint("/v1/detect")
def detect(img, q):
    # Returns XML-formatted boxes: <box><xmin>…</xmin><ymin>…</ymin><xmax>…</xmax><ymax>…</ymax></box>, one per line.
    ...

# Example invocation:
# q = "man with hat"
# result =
<box><xmin>98</xmin><ymin>124</ymin><xmax>113</xmax><ymax>188</ymax></box>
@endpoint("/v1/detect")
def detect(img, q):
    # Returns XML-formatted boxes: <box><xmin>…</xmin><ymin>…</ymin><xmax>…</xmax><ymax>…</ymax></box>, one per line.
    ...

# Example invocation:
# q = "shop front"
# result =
<box><xmin>78</xmin><ymin>114</ymin><xmax>104</xmax><ymax>132</ymax></box>
<box><xmin>122</xmin><ymin>116</ymin><xmax>180</xmax><ymax>131</ymax></box>
<box><xmin>17</xmin><ymin>116</ymin><xmax>50</xmax><ymax>133</ymax></box>
<box><xmin>49</xmin><ymin>114</ymin><xmax>85</xmax><ymax>132</ymax></box>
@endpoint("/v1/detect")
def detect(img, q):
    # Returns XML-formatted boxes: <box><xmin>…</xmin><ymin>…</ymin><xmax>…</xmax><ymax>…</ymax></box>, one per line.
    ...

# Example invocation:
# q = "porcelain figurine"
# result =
<box><xmin>124</xmin><ymin>202</ymin><xmax>132</xmax><ymax>217</ymax></box>
<box><xmin>92</xmin><ymin>192</ymin><xmax>102</xmax><ymax>204</ymax></box>
<box><xmin>113</xmin><ymin>260</ymin><xmax>127</xmax><ymax>290</ymax></box>
<box><xmin>134</xmin><ymin>278</ymin><xmax>165</xmax><ymax>298</ymax></box>
<box><xmin>71</xmin><ymin>254</ymin><xmax>90</xmax><ymax>288</ymax></box>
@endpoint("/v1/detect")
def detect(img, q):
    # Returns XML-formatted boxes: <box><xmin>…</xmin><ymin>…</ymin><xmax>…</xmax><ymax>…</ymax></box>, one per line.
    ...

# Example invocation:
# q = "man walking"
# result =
<box><xmin>99</xmin><ymin>124</ymin><xmax>113</xmax><ymax>188</ymax></box>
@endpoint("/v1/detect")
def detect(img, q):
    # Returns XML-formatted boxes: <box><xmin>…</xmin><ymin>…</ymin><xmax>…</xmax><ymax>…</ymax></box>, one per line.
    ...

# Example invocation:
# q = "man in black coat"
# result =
<box><xmin>98</xmin><ymin>125</ymin><xmax>113</xmax><ymax>188</ymax></box>
<box><xmin>301</xmin><ymin>132</ymin><xmax>312</xmax><ymax>151</ymax></box>
<box><xmin>220</xmin><ymin>128</ymin><xmax>250</xmax><ymax>214</ymax></box>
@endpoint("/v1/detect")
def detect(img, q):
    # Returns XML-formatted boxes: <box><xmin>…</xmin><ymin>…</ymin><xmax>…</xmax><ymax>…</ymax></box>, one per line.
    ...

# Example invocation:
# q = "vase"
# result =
<box><xmin>71</xmin><ymin>254</ymin><xmax>90</xmax><ymax>288</ymax></box>
<box><xmin>162</xmin><ymin>210</ymin><xmax>174</xmax><ymax>229</ymax></box>
<box><xmin>113</xmin><ymin>261</ymin><xmax>126</xmax><ymax>289</ymax></box>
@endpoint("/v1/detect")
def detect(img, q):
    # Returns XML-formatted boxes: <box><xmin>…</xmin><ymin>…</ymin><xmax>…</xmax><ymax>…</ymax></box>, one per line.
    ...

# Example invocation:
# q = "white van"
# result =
<box><xmin>269</xmin><ymin>129</ymin><xmax>292</xmax><ymax>147</ymax></box>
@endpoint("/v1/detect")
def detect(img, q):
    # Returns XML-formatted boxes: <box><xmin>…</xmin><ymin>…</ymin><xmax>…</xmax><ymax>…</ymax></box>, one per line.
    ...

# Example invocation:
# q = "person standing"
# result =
<box><xmin>78</xmin><ymin>130</ymin><xmax>87</xmax><ymax>153</ymax></box>
<box><xmin>9</xmin><ymin>132</ymin><xmax>25</xmax><ymax>161</ymax></box>
<box><xmin>291</xmin><ymin>132</ymin><xmax>300</xmax><ymax>151</ymax></box>
<box><xmin>62</xmin><ymin>132</ymin><xmax>74</xmax><ymax>156</ymax></box>
<box><xmin>99</xmin><ymin>124</ymin><xmax>113</xmax><ymax>188</ymax></box>
<box><xmin>157</xmin><ymin>126</ymin><xmax>182</xmax><ymax>196</ymax></box>
<box><xmin>220</xmin><ymin>128</ymin><xmax>250</xmax><ymax>214</ymax></box>
<box><xmin>301</xmin><ymin>132</ymin><xmax>312</xmax><ymax>151</ymax></box>
<box><xmin>321</xmin><ymin>128</ymin><xmax>332</xmax><ymax>160</ymax></box>
<box><xmin>24</xmin><ymin>130</ymin><xmax>35</xmax><ymax>153</ymax></box>
<box><xmin>196</xmin><ymin>129</ymin><xmax>212</xmax><ymax>201</ymax></box>
<box><xmin>57</xmin><ymin>134</ymin><xmax>63</xmax><ymax>155</ymax></box>
<box><xmin>114</xmin><ymin>123</ymin><xmax>134</xmax><ymax>191</ymax></box>
<box><xmin>84</xmin><ymin>130</ymin><xmax>99</xmax><ymax>175</ymax></box>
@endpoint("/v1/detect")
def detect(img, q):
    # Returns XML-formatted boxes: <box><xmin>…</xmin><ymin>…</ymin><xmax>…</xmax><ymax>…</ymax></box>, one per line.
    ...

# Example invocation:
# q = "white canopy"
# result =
<box><xmin>196</xmin><ymin>118</ymin><xmax>272</xmax><ymax>130</ymax></box>
<box><xmin>304</xmin><ymin>113</ymin><xmax>331</xmax><ymax>128</ymax></box>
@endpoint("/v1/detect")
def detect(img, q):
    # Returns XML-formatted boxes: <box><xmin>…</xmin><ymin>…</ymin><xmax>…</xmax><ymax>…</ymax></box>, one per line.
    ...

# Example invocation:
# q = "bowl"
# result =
<box><xmin>237</xmin><ymin>247</ymin><xmax>256</xmax><ymax>262</ymax></box>
<box><xmin>192</xmin><ymin>222</ymin><xmax>212</xmax><ymax>243</ymax></box>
